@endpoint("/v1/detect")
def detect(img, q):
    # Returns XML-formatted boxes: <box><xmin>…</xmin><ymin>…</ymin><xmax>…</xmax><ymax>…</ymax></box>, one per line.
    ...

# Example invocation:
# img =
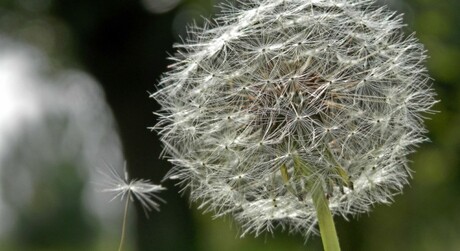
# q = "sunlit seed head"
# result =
<box><xmin>153</xmin><ymin>0</ymin><xmax>437</xmax><ymax>239</ymax></box>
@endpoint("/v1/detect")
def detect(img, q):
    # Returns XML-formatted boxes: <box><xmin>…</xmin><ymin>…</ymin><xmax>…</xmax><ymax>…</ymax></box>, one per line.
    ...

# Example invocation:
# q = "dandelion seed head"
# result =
<box><xmin>153</xmin><ymin>0</ymin><xmax>437</xmax><ymax>238</ymax></box>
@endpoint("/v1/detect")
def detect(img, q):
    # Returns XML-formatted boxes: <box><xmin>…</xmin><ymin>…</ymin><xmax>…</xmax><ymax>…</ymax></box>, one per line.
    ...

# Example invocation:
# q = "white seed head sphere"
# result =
<box><xmin>153</xmin><ymin>0</ymin><xmax>436</xmax><ymax>238</ymax></box>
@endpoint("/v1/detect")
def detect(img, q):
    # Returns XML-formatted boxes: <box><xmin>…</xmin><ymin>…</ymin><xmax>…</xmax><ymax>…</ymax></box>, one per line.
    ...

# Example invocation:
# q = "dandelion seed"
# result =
<box><xmin>100</xmin><ymin>162</ymin><xmax>165</xmax><ymax>212</ymax></box>
<box><xmin>152</xmin><ymin>0</ymin><xmax>437</xmax><ymax>250</ymax></box>
<box><xmin>98</xmin><ymin>162</ymin><xmax>165</xmax><ymax>251</ymax></box>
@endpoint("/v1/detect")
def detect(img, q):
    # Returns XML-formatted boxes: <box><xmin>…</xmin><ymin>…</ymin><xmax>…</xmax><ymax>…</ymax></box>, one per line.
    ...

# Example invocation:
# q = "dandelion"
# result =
<box><xmin>152</xmin><ymin>0</ymin><xmax>437</xmax><ymax>250</ymax></box>
<box><xmin>99</xmin><ymin>162</ymin><xmax>165</xmax><ymax>251</ymax></box>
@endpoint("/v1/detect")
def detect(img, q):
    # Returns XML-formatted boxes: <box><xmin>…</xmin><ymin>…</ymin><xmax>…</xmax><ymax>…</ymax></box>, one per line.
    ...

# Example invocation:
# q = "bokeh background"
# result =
<box><xmin>0</xmin><ymin>0</ymin><xmax>458</xmax><ymax>250</ymax></box>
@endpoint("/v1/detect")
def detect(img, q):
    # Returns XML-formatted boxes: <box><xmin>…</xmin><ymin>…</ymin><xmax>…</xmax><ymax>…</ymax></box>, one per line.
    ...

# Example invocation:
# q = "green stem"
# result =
<box><xmin>118</xmin><ymin>194</ymin><xmax>130</xmax><ymax>251</ymax></box>
<box><xmin>312</xmin><ymin>186</ymin><xmax>341</xmax><ymax>251</ymax></box>
<box><xmin>292</xmin><ymin>155</ymin><xmax>341</xmax><ymax>251</ymax></box>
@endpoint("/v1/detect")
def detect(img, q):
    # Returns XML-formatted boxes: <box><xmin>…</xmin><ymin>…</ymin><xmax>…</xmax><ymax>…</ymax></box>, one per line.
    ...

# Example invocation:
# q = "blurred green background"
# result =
<box><xmin>0</xmin><ymin>0</ymin><xmax>458</xmax><ymax>250</ymax></box>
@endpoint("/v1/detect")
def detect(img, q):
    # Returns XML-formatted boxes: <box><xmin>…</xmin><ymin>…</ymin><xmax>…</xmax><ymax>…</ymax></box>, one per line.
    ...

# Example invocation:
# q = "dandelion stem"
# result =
<box><xmin>312</xmin><ymin>186</ymin><xmax>341</xmax><ymax>251</ymax></box>
<box><xmin>293</xmin><ymin>155</ymin><xmax>341</xmax><ymax>251</ymax></box>
<box><xmin>118</xmin><ymin>194</ymin><xmax>130</xmax><ymax>251</ymax></box>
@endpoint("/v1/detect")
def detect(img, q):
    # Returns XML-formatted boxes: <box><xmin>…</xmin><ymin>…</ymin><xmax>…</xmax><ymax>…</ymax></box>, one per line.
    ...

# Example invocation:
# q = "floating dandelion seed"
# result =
<box><xmin>100</xmin><ymin>162</ymin><xmax>166</xmax><ymax>213</ymax></box>
<box><xmin>99</xmin><ymin>162</ymin><xmax>165</xmax><ymax>251</ymax></box>
<box><xmin>152</xmin><ymin>0</ymin><xmax>437</xmax><ymax>250</ymax></box>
